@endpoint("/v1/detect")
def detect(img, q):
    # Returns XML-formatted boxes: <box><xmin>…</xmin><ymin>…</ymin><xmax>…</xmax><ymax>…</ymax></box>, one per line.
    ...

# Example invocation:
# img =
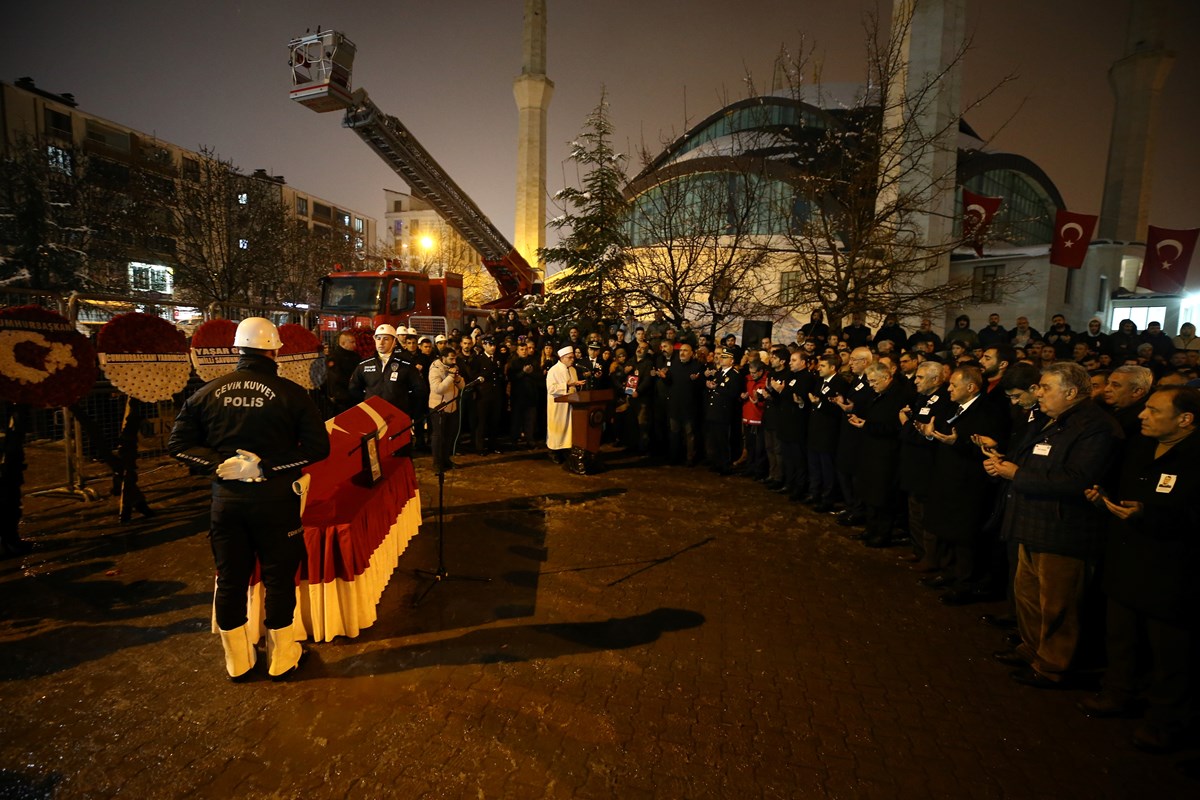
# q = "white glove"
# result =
<box><xmin>216</xmin><ymin>449</ymin><xmax>264</xmax><ymax>482</ymax></box>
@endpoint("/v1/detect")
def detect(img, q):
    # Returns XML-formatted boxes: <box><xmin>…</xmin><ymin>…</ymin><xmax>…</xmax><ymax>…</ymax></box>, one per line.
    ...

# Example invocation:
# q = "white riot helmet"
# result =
<box><xmin>234</xmin><ymin>317</ymin><xmax>283</xmax><ymax>350</ymax></box>
<box><xmin>374</xmin><ymin>324</ymin><xmax>398</xmax><ymax>339</ymax></box>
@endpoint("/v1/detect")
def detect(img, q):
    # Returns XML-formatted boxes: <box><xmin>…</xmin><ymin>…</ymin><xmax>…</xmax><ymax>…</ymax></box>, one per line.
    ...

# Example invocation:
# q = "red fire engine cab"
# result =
<box><xmin>317</xmin><ymin>262</ymin><xmax>465</xmax><ymax>339</ymax></box>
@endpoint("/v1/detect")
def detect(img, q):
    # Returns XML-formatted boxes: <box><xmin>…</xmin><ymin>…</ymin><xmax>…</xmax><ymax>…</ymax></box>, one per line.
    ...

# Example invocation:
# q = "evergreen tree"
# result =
<box><xmin>539</xmin><ymin>90</ymin><xmax>631</xmax><ymax>330</ymax></box>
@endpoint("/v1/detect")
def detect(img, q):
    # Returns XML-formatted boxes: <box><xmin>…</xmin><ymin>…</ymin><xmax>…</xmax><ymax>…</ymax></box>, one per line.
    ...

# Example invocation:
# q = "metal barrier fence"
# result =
<box><xmin>5</xmin><ymin>291</ymin><xmax>318</xmax><ymax>500</ymax></box>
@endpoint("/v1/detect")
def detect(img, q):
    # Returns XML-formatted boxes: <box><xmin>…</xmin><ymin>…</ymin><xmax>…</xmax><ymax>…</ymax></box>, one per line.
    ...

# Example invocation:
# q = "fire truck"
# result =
<box><xmin>288</xmin><ymin>29</ymin><xmax>542</xmax><ymax>338</ymax></box>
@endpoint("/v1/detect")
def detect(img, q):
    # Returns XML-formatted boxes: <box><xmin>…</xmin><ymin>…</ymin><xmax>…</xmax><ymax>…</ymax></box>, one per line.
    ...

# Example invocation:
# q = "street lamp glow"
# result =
<box><xmin>419</xmin><ymin>235</ymin><xmax>435</xmax><ymax>252</ymax></box>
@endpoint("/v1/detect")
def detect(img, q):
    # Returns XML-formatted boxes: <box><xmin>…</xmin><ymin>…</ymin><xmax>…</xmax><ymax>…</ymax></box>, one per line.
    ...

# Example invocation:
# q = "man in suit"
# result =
<box><xmin>919</xmin><ymin>366</ymin><xmax>1009</xmax><ymax>604</ymax></box>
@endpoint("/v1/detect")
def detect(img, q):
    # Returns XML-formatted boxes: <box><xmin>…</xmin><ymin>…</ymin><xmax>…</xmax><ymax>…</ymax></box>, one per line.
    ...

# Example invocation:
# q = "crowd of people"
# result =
<box><xmin>322</xmin><ymin>308</ymin><xmax>1198</xmax><ymax>753</ymax></box>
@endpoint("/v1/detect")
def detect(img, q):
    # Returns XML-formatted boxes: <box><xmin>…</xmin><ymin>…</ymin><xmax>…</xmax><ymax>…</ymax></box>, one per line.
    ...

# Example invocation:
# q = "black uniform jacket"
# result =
<box><xmin>775</xmin><ymin>369</ymin><xmax>814</xmax><ymax>443</ymax></box>
<box><xmin>705</xmin><ymin>366</ymin><xmax>741</xmax><ymax>422</ymax></box>
<box><xmin>169</xmin><ymin>354</ymin><xmax>329</xmax><ymax>499</ymax></box>
<box><xmin>1103</xmin><ymin>430</ymin><xmax>1200</xmax><ymax>621</ymax></box>
<box><xmin>349</xmin><ymin>353</ymin><xmax>424</xmax><ymax>417</ymax></box>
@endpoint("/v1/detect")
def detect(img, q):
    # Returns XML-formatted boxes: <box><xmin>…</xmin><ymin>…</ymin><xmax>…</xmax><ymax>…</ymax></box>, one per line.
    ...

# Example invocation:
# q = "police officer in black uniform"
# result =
<box><xmin>168</xmin><ymin>317</ymin><xmax>329</xmax><ymax>682</ymax></box>
<box><xmin>705</xmin><ymin>348</ymin><xmax>742</xmax><ymax>474</ymax></box>
<box><xmin>348</xmin><ymin>324</ymin><xmax>425</xmax><ymax>434</ymax></box>
<box><xmin>469</xmin><ymin>335</ymin><xmax>505</xmax><ymax>454</ymax></box>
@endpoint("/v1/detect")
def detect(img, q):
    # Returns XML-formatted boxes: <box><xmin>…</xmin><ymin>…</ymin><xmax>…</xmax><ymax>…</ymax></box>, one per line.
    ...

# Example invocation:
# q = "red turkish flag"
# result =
<box><xmin>962</xmin><ymin>189</ymin><xmax>1003</xmax><ymax>257</ymax></box>
<box><xmin>1049</xmin><ymin>209</ymin><xmax>1098</xmax><ymax>269</ymax></box>
<box><xmin>1137</xmin><ymin>226</ymin><xmax>1199</xmax><ymax>293</ymax></box>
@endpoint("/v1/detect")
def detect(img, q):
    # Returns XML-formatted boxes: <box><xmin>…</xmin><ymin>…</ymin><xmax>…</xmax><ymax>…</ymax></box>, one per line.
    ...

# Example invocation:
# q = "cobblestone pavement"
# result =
<box><xmin>1</xmin><ymin>446</ymin><xmax>1195</xmax><ymax>799</ymax></box>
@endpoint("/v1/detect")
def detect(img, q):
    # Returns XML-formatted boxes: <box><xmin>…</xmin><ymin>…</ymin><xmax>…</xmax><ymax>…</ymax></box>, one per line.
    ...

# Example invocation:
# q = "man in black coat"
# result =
<box><xmin>324</xmin><ymin>330</ymin><xmax>363</xmax><ymax>415</ymax></box>
<box><xmin>806</xmin><ymin>354</ymin><xmax>849</xmax><ymax>512</ymax></box>
<box><xmin>898</xmin><ymin>361</ymin><xmax>956</xmax><ymax>568</ymax></box>
<box><xmin>704</xmin><ymin>348</ymin><xmax>741</xmax><ymax>473</ymax></box>
<box><xmin>1080</xmin><ymin>387</ymin><xmax>1200</xmax><ymax>752</ymax></box>
<box><xmin>832</xmin><ymin>347</ymin><xmax>875</xmax><ymax>525</ymax></box>
<box><xmin>1103</xmin><ymin>364</ymin><xmax>1152</xmax><ymax>442</ymax></box>
<box><xmin>469</xmin><ymin>336</ymin><xmax>506</xmax><ymax>454</ymax></box>
<box><xmin>986</xmin><ymin>363</ymin><xmax>1123</xmax><ymax>688</ymax></box>
<box><xmin>506</xmin><ymin>339</ymin><xmax>540</xmax><ymax>448</ymax></box>
<box><xmin>919</xmin><ymin>365</ymin><xmax>1009</xmax><ymax>603</ymax></box>
<box><xmin>849</xmin><ymin>362</ymin><xmax>910</xmax><ymax>547</ymax></box>
<box><xmin>774</xmin><ymin>350</ymin><xmax>814</xmax><ymax>499</ymax></box>
<box><xmin>664</xmin><ymin>342</ymin><xmax>704</xmax><ymax>464</ymax></box>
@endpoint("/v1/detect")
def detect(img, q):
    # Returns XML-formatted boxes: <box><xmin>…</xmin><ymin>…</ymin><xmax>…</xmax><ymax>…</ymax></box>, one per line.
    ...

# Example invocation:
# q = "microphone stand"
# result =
<box><xmin>412</xmin><ymin>377</ymin><xmax>490</xmax><ymax>607</ymax></box>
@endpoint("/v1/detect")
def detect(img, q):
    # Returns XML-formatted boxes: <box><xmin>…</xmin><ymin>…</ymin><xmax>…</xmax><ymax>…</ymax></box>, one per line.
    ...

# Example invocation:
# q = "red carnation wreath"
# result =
<box><xmin>189</xmin><ymin>318</ymin><xmax>240</xmax><ymax>382</ymax></box>
<box><xmin>277</xmin><ymin>323</ymin><xmax>321</xmax><ymax>389</ymax></box>
<box><xmin>97</xmin><ymin>313</ymin><xmax>191</xmax><ymax>402</ymax></box>
<box><xmin>0</xmin><ymin>305</ymin><xmax>97</xmax><ymax>408</ymax></box>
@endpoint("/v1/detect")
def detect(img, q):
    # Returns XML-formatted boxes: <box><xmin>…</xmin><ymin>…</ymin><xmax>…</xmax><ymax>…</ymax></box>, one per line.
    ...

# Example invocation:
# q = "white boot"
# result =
<box><xmin>265</xmin><ymin>625</ymin><xmax>304</xmax><ymax>681</ymax></box>
<box><xmin>218</xmin><ymin>623</ymin><xmax>257</xmax><ymax>681</ymax></box>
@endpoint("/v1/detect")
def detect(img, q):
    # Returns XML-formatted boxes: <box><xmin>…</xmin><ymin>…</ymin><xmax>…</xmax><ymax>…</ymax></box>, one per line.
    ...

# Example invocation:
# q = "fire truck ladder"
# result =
<box><xmin>288</xmin><ymin>28</ymin><xmax>537</xmax><ymax>308</ymax></box>
<box><xmin>341</xmin><ymin>97</ymin><xmax>534</xmax><ymax>303</ymax></box>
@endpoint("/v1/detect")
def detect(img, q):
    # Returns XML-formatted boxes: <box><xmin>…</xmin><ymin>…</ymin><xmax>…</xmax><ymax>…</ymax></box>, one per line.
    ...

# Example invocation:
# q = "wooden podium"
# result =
<box><xmin>554</xmin><ymin>389</ymin><xmax>613</xmax><ymax>474</ymax></box>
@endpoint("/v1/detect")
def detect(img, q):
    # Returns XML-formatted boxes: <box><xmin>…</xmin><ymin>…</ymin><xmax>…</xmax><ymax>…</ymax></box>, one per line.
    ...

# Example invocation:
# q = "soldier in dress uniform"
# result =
<box><xmin>705</xmin><ymin>348</ymin><xmax>742</xmax><ymax>474</ymax></box>
<box><xmin>469</xmin><ymin>335</ymin><xmax>506</xmax><ymax>454</ymax></box>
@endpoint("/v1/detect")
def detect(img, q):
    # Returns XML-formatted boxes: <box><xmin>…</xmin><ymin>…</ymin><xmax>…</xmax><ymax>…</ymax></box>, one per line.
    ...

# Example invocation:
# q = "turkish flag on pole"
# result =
<box><xmin>1137</xmin><ymin>226</ymin><xmax>1199</xmax><ymax>293</ymax></box>
<box><xmin>1049</xmin><ymin>209</ymin><xmax>1098</xmax><ymax>269</ymax></box>
<box><xmin>962</xmin><ymin>189</ymin><xmax>1003</xmax><ymax>257</ymax></box>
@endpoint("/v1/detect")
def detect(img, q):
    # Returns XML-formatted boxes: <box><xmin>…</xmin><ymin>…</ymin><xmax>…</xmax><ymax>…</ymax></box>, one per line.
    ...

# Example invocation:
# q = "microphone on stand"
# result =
<box><xmin>463</xmin><ymin>376</ymin><xmax>485</xmax><ymax>391</ymax></box>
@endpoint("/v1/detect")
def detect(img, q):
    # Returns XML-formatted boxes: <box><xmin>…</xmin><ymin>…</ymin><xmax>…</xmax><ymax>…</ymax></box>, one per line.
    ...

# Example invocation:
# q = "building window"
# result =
<box><xmin>44</xmin><ymin>108</ymin><xmax>72</xmax><ymax>139</ymax></box>
<box><xmin>313</xmin><ymin>202</ymin><xmax>332</xmax><ymax>222</ymax></box>
<box><xmin>296</xmin><ymin>197</ymin><xmax>308</xmax><ymax>216</ymax></box>
<box><xmin>1109</xmin><ymin>305</ymin><xmax>1166</xmax><ymax>332</ymax></box>
<box><xmin>46</xmin><ymin>145</ymin><xmax>73</xmax><ymax>176</ymax></box>
<box><xmin>354</xmin><ymin>217</ymin><xmax>364</xmax><ymax>233</ymax></box>
<box><xmin>238</xmin><ymin>239</ymin><xmax>249</xmax><ymax>250</ymax></box>
<box><xmin>182</xmin><ymin>157</ymin><xmax>200</xmax><ymax>182</ymax></box>
<box><xmin>1063</xmin><ymin>268</ymin><xmax>1075</xmax><ymax>305</ymax></box>
<box><xmin>1097</xmin><ymin>275</ymin><xmax>1107</xmax><ymax>315</ymax></box>
<box><xmin>337</xmin><ymin>211</ymin><xmax>351</xmax><ymax>227</ymax></box>
<box><xmin>128</xmin><ymin>261</ymin><xmax>174</xmax><ymax>294</ymax></box>
<box><xmin>84</xmin><ymin>120</ymin><xmax>130</xmax><ymax>153</ymax></box>
<box><xmin>237</xmin><ymin>192</ymin><xmax>249</xmax><ymax>205</ymax></box>
<box><xmin>972</xmin><ymin>264</ymin><xmax>1006</xmax><ymax>303</ymax></box>
<box><xmin>779</xmin><ymin>271</ymin><xmax>804</xmax><ymax>304</ymax></box>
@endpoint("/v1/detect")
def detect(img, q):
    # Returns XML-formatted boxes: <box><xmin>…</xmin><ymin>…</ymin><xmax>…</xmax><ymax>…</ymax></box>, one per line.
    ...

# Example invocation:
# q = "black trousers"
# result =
<box><xmin>430</xmin><ymin>410</ymin><xmax>457</xmax><ymax>473</ymax></box>
<box><xmin>210</xmin><ymin>490</ymin><xmax>304</xmax><ymax>631</ymax></box>
<box><xmin>1104</xmin><ymin>598</ymin><xmax>1196</xmax><ymax>731</ymax></box>
<box><xmin>472</xmin><ymin>387</ymin><xmax>502</xmax><ymax>452</ymax></box>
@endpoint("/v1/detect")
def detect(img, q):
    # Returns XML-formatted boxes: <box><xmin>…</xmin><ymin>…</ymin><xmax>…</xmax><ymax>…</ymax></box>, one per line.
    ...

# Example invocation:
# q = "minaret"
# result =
<box><xmin>513</xmin><ymin>0</ymin><xmax>553</xmax><ymax>279</ymax></box>
<box><xmin>876</xmin><ymin>0</ymin><xmax>965</xmax><ymax>319</ymax></box>
<box><xmin>1099</xmin><ymin>0</ymin><xmax>1174</xmax><ymax>241</ymax></box>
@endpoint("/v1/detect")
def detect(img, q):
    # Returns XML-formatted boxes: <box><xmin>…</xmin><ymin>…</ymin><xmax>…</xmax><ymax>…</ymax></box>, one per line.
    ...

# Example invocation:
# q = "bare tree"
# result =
<box><xmin>624</xmin><ymin>155</ymin><xmax>779</xmax><ymax>336</ymax></box>
<box><xmin>764</xmin><ymin>6</ymin><xmax>1030</xmax><ymax>333</ymax></box>
<box><xmin>0</xmin><ymin>134</ymin><xmax>127</xmax><ymax>290</ymax></box>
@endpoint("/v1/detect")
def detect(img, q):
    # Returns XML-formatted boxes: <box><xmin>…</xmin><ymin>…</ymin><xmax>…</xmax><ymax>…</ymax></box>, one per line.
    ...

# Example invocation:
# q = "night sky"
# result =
<box><xmin>5</xmin><ymin>1</ymin><xmax>1198</xmax><ymax>257</ymax></box>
